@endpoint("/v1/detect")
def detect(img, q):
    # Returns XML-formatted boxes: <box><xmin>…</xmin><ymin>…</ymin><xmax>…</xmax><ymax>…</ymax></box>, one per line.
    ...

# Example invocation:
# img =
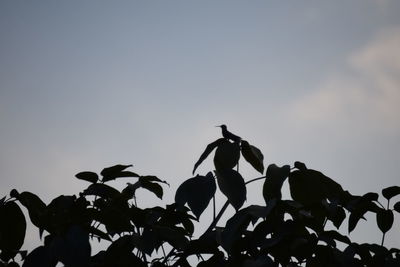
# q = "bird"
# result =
<box><xmin>216</xmin><ymin>124</ymin><xmax>241</xmax><ymax>143</ymax></box>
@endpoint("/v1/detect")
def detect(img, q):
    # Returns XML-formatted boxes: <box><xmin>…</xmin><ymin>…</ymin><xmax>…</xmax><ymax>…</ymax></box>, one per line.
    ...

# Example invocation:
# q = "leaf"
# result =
<box><xmin>50</xmin><ymin>225</ymin><xmax>91</xmax><ymax>267</ymax></box>
<box><xmin>104</xmin><ymin>235</ymin><xmax>147</xmax><ymax>267</ymax></box>
<box><xmin>289</xmin><ymin>169</ymin><xmax>343</xmax><ymax>206</ymax></box>
<box><xmin>394</xmin><ymin>201</ymin><xmax>400</xmax><ymax>213</ymax></box>
<box><xmin>0</xmin><ymin>201</ymin><xmax>26</xmax><ymax>260</ymax></box>
<box><xmin>382</xmin><ymin>186</ymin><xmax>400</xmax><ymax>200</ymax></box>
<box><xmin>362</xmin><ymin>192</ymin><xmax>379</xmax><ymax>202</ymax></box>
<box><xmin>192</xmin><ymin>138</ymin><xmax>225</xmax><ymax>175</ymax></box>
<box><xmin>88</xmin><ymin>226</ymin><xmax>111</xmax><ymax>241</ymax></box>
<box><xmin>82</xmin><ymin>183</ymin><xmax>120</xmax><ymax>199</ymax></box>
<box><xmin>216</xmin><ymin>169</ymin><xmax>246</xmax><ymax>210</ymax></box>
<box><xmin>75</xmin><ymin>171</ymin><xmax>98</xmax><ymax>183</ymax></box>
<box><xmin>221</xmin><ymin>205</ymin><xmax>273</xmax><ymax>253</ymax></box>
<box><xmin>263</xmin><ymin>164</ymin><xmax>290</xmax><ymax>202</ymax></box>
<box><xmin>213</xmin><ymin>139</ymin><xmax>240</xmax><ymax>171</ymax></box>
<box><xmin>22</xmin><ymin>246</ymin><xmax>54</xmax><ymax>267</ymax></box>
<box><xmin>319</xmin><ymin>230</ymin><xmax>351</xmax><ymax>246</ymax></box>
<box><xmin>221</xmin><ymin>208</ymin><xmax>251</xmax><ymax>253</ymax></box>
<box><xmin>138</xmin><ymin>178</ymin><xmax>164</xmax><ymax>199</ymax></box>
<box><xmin>175</xmin><ymin>172</ymin><xmax>216</xmax><ymax>219</ymax></box>
<box><xmin>241</xmin><ymin>140</ymin><xmax>264</xmax><ymax>174</ymax></box>
<box><xmin>242</xmin><ymin>255</ymin><xmax>275</xmax><ymax>267</ymax></box>
<box><xmin>327</xmin><ymin>205</ymin><xmax>346</xmax><ymax>229</ymax></box>
<box><xmin>140</xmin><ymin>175</ymin><xmax>169</xmax><ymax>185</ymax></box>
<box><xmin>348</xmin><ymin>195</ymin><xmax>381</xmax><ymax>233</ymax></box>
<box><xmin>100</xmin><ymin>164</ymin><xmax>134</xmax><ymax>182</ymax></box>
<box><xmin>155</xmin><ymin>225</ymin><xmax>189</xmax><ymax>250</ymax></box>
<box><xmin>12</xmin><ymin>191</ymin><xmax>46</xmax><ymax>230</ymax></box>
<box><xmin>376</xmin><ymin>209</ymin><xmax>394</xmax><ymax>233</ymax></box>
<box><xmin>104</xmin><ymin>171</ymin><xmax>139</xmax><ymax>182</ymax></box>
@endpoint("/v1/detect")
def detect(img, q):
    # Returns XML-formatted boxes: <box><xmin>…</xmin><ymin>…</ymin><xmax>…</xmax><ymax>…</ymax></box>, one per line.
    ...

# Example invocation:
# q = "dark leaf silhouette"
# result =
<box><xmin>394</xmin><ymin>201</ymin><xmax>400</xmax><ymax>213</ymax></box>
<box><xmin>0</xmin><ymin>201</ymin><xmax>26</xmax><ymax>260</ymax></box>
<box><xmin>263</xmin><ymin>164</ymin><xmax>290</xmax><ymax>202</ymax></box>
<box><xmin>242</xmin><ymin>255</ymin><xmax>275</xmax><ymax>267</ymax></box>
<box><xmin>49</xmin><ymin>225</ymin><xmax>91</xmax><ymax>266</ymax></box>
<box><xmin>137</xmin><ymin>177</ymin><xmax>164</xmax><ymax>199</ymax></box>
<box><xmin>104</xmin><ymin>235</ymin><xmax>147</xmax><ymax>267</ymax></box>
<box><xmin>183</xmin><ymin>231</ymin><xmax>219</xmax><ymax>256</ymax></box>
<box><xmin>382</xmin><ymin>186</ymin><xmax>400</xmax><ymax>200</ymax></box>
<box><xmin>221</xmin><ymin>209</ymin><xmax>250</xmax><ymax>253</ymax></box>
<box><xmin>22</xmin><ymin>246</ymin><xmax>54</xmax><ymax>267</ymax></box>
<box><xmin>140</xmin><ymin>175</ymin><xmax>168</xmax><ymax>185</ymax></box>
<box><xmin>192</xmin><ymin>138</ymin><xmax>225</xmax><ymax>174</ymax></box>
<box><xmin>100</xmin><ymin>164</ymin><xmax>136</xmax><ymax>182</ymax></box>
<box><xmin>89</xmin><ymin>226</ymin><xmax>112</xmax><ymax>242</ymax></box>
<box><xmin>376</xmin><ymin>209</ymin><xmax>394</xmax><ymax>233</ymax></box>
<box><xmin>11</xmin><ymin>191</ymin><xmax>46</xmax><ymax>230</ymax></box>
<box><xmin>221</xmin><ymin>205</ymin><xmax>272</xmax><ymax>253</ymax></box>
<box><xmin>348</xmin><ymin>194</ymin><xmax>380</xmax><ymax>233</ymax></box>
<box><xmin>175</xmin><ymin>172</ymin><xmax>216</xmax><ymax>219</ymax></box>
<box><xmin>75</xmin><ymin>171</ymin><xmax>98</xmax><ymax>183</ymax></box>
<box><xmin>241</xmin><ymin>140</ymin><xmax>264</xmax><ymax>174</ymax></box>
<box><xmin>326</xmin><ymin>205</ymin><xmax>346</xmax><ymax>229</ymax></box>
<box><xmin>82</xmin><ymin>183</ymin><xmax>120</xmax><ymax>199</ymax></box>
<box><xmin>216</xmin><ymin>169</ymin><xmax>246</xmax><ymax>210</ymax></box>
<box><xmin>289</xmin><ymin>169</ymin><xmax>343</xmax><ymax>206</ymax></box>
<box><xmin>155</xmin><ymin>225</ymin><xmax>189</xmax><ymax>250</ymax></box>
<box><xmin>124</xmin><ymin>176</ymin><xmax>166</xmax><ymax>199</ymax></box>
<box><xmin>213</xmin><ymin>139</ymin><xmax>240</xmax><ymax>171</ymax></box>
<box><xmin>362</xmin><ymin>192</ymin><xmax>379</xmax><ymax>202</ymax></box>
<box><xmin>319</xmin><ymin>230</ymin><xmax>351</xmax><ymax>246</ymax></box>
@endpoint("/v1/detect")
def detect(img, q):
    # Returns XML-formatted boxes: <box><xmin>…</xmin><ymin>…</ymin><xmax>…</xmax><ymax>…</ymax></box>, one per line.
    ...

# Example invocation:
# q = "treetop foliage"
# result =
<box><xmin>1</xmin><ymin>126</ymin><xmax>399</xmax><ymax>266</ymax></box>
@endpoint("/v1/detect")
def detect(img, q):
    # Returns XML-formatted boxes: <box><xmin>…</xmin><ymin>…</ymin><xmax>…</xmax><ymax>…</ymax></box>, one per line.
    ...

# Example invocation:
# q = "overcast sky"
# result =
<box><xmin>1</xmin><ymin>0</ymin><xmax>399</xmax><ymax>251</ymax></box>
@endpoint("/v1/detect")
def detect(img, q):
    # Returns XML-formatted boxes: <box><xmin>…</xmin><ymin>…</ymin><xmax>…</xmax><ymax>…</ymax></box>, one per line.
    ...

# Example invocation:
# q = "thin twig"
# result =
<box><xmin>245</xmin><ymin>176</ymin><xmax>267</xmax><ymax>185</ymax></box>
<box><xmin>381</xmin><ymin>233</ymin><xmax>386</xmax><ymax>246</ymax></box>
<box><xmin>213</xmin><ymin>195</ymin><xmax>216</xmax><ymax>220</ymax></box>
<box><xmin>205</xmin><ymin>200</ymin><xmax>230</xmax><ymax>233</ymax></box>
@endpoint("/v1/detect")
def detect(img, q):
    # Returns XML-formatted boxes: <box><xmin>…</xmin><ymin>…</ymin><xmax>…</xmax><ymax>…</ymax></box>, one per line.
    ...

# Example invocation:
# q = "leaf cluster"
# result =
<box><xmin>1</xmin><ymin>129</ymin><xmax>399</xmax><ymax>267</ymax></box>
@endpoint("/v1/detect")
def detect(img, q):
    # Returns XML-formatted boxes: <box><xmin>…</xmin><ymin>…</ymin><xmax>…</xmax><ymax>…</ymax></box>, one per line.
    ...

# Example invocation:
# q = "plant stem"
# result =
<box><xmin>245</xmin><ymin>176</ymin><xmax>267</xmax><ymax>185</ymax></box>
<box><xmin>205</xmin><ymin>175</ymin><xmax>267</xmax><ymax>234</ymax></box>
<box><xmin>205</xmin><ymin>200</ymin><xmax>230</xmax><ymax>233</ymax></box>
<box><xmin>213</xmin><ymin>195</ymin><xmax>216</xmax><ymax>220</ymax></box>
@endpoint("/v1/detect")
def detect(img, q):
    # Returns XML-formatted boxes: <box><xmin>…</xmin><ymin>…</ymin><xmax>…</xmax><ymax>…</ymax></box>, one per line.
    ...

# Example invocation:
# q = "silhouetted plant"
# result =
<box><xmin>1</xmin><ymin>126</ymin><xmax>399</xmax><ymax>266</ymax></box>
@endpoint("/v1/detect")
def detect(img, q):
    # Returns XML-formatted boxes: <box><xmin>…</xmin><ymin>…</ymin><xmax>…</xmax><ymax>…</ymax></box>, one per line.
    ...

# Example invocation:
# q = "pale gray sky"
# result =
<box><xmin>1</xmin><ymin>0</ymin><xmax>399</xmax><ymax>251</ymax></box>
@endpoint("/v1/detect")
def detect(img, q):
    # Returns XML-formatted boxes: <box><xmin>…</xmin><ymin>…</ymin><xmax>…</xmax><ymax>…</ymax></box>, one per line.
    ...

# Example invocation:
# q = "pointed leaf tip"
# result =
<box><xmin>193</xmin><ymin>138</ymin><xmax>225</xmax><ymax>174</ymax></box>
<box><xmin>75</xmin><ymin>171</ymin><xmax>98</xmax><ymax>183</ymax></box>
<box><xmin>175</xmin><ymin>172</ymin><xmax>216</xmax><ymax>219</ymax></box>
<box><xmin>100</xmin><ymin>164</ymin><xmax>139</xmax><ymax>182</ymax></box>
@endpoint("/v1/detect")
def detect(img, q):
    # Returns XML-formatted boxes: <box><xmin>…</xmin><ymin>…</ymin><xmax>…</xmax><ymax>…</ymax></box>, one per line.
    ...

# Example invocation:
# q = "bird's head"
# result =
<box><xmin>216</xmin><ymin>124</ymin><xmax>227</xmax><ymax>130</ymax></box>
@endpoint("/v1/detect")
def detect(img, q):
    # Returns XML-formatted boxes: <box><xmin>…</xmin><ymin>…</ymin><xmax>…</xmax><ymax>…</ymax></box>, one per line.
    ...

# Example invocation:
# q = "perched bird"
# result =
<box><xmin>216</xmin><ymin>124</ymin><xmax>241</xmax><ymax>143</ymax></box>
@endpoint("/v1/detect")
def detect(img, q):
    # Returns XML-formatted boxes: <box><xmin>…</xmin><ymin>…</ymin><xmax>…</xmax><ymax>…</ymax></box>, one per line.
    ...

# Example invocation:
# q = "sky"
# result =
<box><xmin>1</xmin><ymin>0</ymin><xmax>400</xmax><ymax>253</ymax></box>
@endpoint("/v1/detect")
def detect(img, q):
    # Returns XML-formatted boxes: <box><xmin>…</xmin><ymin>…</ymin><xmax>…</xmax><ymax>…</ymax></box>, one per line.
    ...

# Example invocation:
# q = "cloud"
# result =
<box><xmin>290</xmin><ymin>27</ymin><xmax>400</xmax><ymax>135</ymax></box>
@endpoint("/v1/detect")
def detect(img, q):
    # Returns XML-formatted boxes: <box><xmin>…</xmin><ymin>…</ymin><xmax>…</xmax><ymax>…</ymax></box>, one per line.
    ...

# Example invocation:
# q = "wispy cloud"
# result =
<box><xmin>290</xmin><ymin>27</ymin><xmax>400</xmax><ymax>135</ymax></box>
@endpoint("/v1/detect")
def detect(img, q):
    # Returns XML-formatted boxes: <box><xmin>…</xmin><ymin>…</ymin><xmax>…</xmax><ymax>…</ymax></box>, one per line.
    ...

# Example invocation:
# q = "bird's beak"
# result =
<box><xmin>215</xmin><ymin>125</ymin><xmax>221</xmax><ymax>128</ymax></box>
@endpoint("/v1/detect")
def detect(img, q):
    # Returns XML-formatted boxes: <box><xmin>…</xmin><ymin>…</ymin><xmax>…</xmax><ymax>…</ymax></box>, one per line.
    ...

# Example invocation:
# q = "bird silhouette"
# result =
<box><xmin>216</xmin><ymin>124</ymin><xmax>241</xmax><ymax>143</ymax></box>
